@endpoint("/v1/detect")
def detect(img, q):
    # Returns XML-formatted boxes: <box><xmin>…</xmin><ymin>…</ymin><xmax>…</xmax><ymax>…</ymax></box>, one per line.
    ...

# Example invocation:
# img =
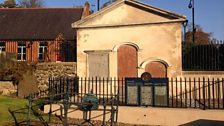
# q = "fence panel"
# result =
<box><xmin>169</xmin><ymin>77</ymin><xmax>224</xmax><ymax>109</ymax></box>
<box><xmin>48</xmin><ymin>77</ymin><xmax>125</xmax><ymax>105</ymax></box>
<box><xmin>46</xmin><ymin>77</ymin><xmax>224</xmax><ymax>109</ymax></box>
<box><xmin>182</xmin><ymin>42</ymin><xmax>224</xmax><ymax>71</ymax></box>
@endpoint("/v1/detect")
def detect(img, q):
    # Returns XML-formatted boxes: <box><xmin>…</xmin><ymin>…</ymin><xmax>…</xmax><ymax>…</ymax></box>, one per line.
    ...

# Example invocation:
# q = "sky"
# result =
<box><xmin>1</xmin><ymin>0</ymin><xmax>224</xmax><ymax>40</ymax></box>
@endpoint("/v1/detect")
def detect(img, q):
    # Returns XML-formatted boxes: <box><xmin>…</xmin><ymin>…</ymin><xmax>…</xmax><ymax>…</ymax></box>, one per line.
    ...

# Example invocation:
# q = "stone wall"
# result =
<box><xmin>180</xmin><ymin>71</ymin><xmax>224</xmax><ymax>79</ymax></box>
<box><xmin>0</xmin><ymin>81</ymin><xmax>17</xmax><ymax>96</ymax></box>
<box><xmin>34</xmin><ymin>62</ymin><xmax>77</xmax><ymax>91</ymax></box>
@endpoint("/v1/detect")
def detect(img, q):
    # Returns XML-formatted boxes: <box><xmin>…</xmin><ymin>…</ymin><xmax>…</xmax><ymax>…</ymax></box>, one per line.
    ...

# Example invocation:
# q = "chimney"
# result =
<box><xmin>83</xmin><ymin>1</ymin><xmax>90</xmax><ymax>18</ymax></box>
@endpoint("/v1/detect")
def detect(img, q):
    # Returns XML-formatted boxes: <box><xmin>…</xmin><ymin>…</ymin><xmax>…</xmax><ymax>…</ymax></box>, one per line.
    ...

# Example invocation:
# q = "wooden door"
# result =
<box><xmin>117</xmin><ymin>45</ymin><xmax>138</xmax><ymax>79</ymax></box>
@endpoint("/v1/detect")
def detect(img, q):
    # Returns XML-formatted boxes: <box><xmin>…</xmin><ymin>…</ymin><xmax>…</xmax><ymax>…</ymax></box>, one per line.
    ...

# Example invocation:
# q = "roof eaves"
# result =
<box><xmin>74</xmin><ymin>18</ymin><xmax>187</xmax><ymax>29</ymax></box>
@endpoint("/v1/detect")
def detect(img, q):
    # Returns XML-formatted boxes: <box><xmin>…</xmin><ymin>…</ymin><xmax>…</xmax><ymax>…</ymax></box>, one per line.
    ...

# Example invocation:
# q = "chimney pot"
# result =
<box><xmin>83</xmin><ymin>1</ymin><xmax>90</xmax><ymax>17</ymax></box>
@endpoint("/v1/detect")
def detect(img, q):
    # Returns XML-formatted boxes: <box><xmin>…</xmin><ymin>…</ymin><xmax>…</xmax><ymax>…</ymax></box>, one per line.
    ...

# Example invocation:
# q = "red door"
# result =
<box><xmin>117</xmin><ymin>45</ymin><xmax>138</xmax><ymax>79</ymax></box>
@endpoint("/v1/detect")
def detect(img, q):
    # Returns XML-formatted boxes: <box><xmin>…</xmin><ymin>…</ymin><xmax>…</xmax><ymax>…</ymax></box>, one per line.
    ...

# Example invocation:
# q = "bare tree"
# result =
<box><xmin>186</xmin><ymin>24</ymin><xmax>212</xmax><ymax>44</ymax></box>
<box><xmin>0</xmin><ymin>0</ymin><xmax>17</xmax><ymax>8</ymax></box>
<box><xmin>18</xmin><ymin>0</ymin><xmax>44</xmax><ymax>8</ymax></box>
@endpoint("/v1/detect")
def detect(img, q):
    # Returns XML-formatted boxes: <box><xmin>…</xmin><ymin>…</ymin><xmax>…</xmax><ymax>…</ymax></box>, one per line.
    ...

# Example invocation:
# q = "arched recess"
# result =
<box><xmin>145</xmin><ymin>61</ymin><xmax>168</xmax><ymax>78</ymax></box>
<box><xmin>113</xmin><ymin>42</ymin><xmax>140</xmax><ymax>52</ymax></box>
<box><xmin>117</xmin><ymin>44</ymin><xmax>138</xmax><ymax>79</ymax></box>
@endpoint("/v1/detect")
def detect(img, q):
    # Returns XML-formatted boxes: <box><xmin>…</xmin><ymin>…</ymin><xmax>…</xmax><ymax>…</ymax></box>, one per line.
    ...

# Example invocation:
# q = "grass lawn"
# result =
<box><xmin>0</xmin><ymin>95</ymin><xmax>28</xmax><ymax>125</ymax></box>
<box><xmin>0</xmin><ymin>96</ymin><xmax>150</xmax><ymax>126</ymax></box>
<box><xmin>0</xmin><ymin>95</ymin><xmax>60</xmax><ymax>126</ymax></box>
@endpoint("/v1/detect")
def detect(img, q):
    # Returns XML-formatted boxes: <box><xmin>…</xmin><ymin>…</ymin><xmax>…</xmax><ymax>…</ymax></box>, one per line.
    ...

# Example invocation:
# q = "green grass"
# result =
<box><xmin>0</xmin><ymin>96</ymin><xmax>60</xmax><ymax>126</ymax></box>
<box><xmin>0</xmin><ymin>95</ymin><xmax>28</xmax><ymax>125</ymax></box>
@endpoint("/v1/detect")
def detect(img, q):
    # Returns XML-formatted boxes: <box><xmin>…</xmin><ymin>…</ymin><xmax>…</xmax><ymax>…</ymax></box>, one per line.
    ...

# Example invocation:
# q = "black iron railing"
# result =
<box><xmin>169</xmin><ymin>77</ymin><xmax>224</xmax><ymax>109</ymax></box>
<box><xmin>28</xmin><ymin>77</ymin><xmax>224</xmax><ymax>110</ymax></box>
<box><xmin>48</xmin><ymin>77</ymin><xmax>125</xmax><ymax>105</ymax></box>
<box><xmin>182</xmin><ymin>41</ymin><xmax>224</xmax><ymax>71</ymax></box>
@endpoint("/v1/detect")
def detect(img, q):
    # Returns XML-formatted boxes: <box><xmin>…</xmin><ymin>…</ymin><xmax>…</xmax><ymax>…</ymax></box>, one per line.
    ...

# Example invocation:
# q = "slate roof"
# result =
<box><xmin>0</xmin><ymin>8</ymin><xmax>83</xmax><ymax>40</ymax></box>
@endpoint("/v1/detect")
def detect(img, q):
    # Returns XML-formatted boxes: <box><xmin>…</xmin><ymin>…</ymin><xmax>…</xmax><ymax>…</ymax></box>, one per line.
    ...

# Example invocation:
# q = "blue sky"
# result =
<box><xmin>1</xmin><ymin>0</ymin><xmax>223</xmax><ymax>40</ymax></box>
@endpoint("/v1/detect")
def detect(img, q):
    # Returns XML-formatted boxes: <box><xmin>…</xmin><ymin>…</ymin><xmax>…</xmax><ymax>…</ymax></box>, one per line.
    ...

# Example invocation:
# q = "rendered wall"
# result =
<box><xmin>76</xmin><ymin>22</ymin><xmax>182</xmax><ymax>78</ymax></box>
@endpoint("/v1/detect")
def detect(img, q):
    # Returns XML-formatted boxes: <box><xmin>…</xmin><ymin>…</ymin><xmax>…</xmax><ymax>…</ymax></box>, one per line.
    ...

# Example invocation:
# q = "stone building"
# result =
<box><xmin>72</xmin><ymin>0</ymin><xmax>187</xmax><ymax>78</ymax></box>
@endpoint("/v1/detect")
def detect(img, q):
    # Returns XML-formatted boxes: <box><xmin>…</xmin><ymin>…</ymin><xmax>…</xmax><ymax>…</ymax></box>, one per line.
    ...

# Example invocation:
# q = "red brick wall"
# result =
<box><xmin>4</xmin><ymin>40</ymin><xmax>61</xmax><ymax>62</ymax></box>
<box><xmin>26</xmin><ymin>41</ymin><xmax>39</xmax><ymax>62</ymax></box>
<box><xmin>47</xmin><ymin>40</ymin><xmax>61</xmax><ymax>62</ymax></box>
<box><xmin>32</xmin><ymin>41</ymin><xmax>39</xmax><ymax>62</ymax></box>
<box><xmin>5</xmin><ymin>41</ymin><xmax>17</xmax><ymax>53</ymax></box>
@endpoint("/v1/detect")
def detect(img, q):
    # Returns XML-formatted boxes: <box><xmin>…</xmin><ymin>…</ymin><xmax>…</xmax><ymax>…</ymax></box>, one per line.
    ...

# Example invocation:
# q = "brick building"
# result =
<box><xmin>0</xmin><ymin>6</ymin><xmax>89</xmax><ymax>62</ymax></box>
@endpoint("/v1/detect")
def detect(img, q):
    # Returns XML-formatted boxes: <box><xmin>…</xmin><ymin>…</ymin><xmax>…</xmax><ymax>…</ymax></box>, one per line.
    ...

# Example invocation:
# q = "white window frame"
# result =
<box><xmin>0</xmin><ymin>42</ymin><xmax>5</xmax><ymax>53</ymax></box>
<box><xmin>17</xmin><ymin>42</ymin><xmax>26</xmax><ymax>61</ymax></box>
<box><xmin>38</xmin><ymin>41</ymin><xmax>48</xmax><ymax>61</ymax></box>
